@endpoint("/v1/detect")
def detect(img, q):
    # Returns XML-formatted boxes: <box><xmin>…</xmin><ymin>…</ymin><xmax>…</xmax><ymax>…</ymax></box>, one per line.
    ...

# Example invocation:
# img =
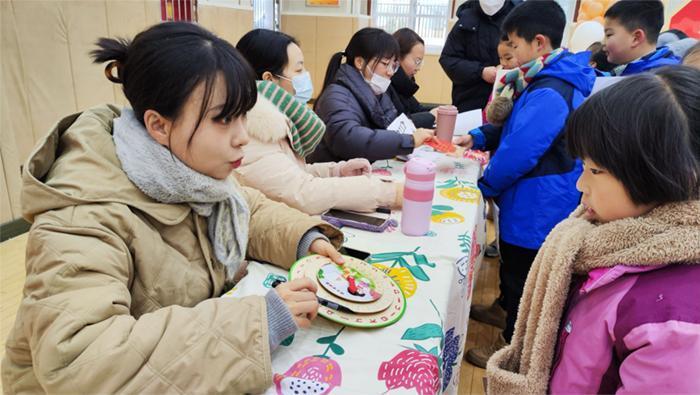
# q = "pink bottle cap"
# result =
<box><xmin>404</xmin><ymin>157</ymin><xmax>436</xmax><ymax>181</ymax></box>
<box><xmin>436</xmin><ymin>105</ymin><xmax>458</xmax><ymax>116</ymax></box>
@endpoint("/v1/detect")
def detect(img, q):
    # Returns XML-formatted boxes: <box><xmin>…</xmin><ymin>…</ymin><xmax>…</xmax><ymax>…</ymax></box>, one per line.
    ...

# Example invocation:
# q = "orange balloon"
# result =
<box><xmin>583</xmin><ymin>0</ymin><xmax>604</xmax><ymax>18</ymax></box>
<box><xmin>580</xmin><ymin>0</ymin><xmax>590</xmax><ymax>14</ymax></box>
<box><xmin>593</xmin><ymin>16</ymin><xmax>605</xmax><ymax>25</ymax></box>
<box><xmin>578</xmin><ymin>11</ymin><xmax>590</xmax><ymax>21</ymax></box>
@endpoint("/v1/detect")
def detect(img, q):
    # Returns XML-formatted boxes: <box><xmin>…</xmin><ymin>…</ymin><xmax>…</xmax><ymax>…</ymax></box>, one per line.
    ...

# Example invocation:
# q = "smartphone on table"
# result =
<box><xmin>321</xmin><ymin>207</ymin><xmax>394</xmax><ymax>233</ymax></box>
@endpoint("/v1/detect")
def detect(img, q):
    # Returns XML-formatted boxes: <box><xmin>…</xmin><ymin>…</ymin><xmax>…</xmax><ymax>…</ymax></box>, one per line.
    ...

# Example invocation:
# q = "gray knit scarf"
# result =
<box><xmin>113</xmin><ymin>108</ymin><xmax>250</xmax><ymax>281</ymax></box>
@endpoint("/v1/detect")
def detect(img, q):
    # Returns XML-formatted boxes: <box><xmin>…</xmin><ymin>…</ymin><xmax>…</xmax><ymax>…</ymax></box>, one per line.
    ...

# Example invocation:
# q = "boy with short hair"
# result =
<box><xmin>456</xmin><ymin>0</ymin><xmax>596</xmax><ymax>368</ymax></box>
<box><xmin>603</xmin><ymin>0</ymin><xmax>680</xmax><ymax>75</ymax></box>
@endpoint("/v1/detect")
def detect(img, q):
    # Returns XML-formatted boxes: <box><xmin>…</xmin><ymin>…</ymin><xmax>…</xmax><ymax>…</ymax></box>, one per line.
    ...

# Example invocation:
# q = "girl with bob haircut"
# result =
<box><xmin>487</xmin><ymin>66</ymin><xmax>700</xmax><ymax>394</ymax></box>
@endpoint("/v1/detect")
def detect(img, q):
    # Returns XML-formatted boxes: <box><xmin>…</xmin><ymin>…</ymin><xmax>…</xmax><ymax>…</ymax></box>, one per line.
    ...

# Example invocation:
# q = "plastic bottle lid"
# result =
<box><xmin>404</xmin><ymin>157</ymin><xmax>436</xmax><ymax>180</ymax></box>
<box><xmin>437</xmin><ymin>105</ymin><xmax>458</xmax><ymax>116</ymax></box>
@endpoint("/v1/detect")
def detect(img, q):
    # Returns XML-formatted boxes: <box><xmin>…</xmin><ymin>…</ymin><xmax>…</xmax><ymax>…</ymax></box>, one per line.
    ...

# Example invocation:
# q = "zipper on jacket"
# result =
<box><xmin>551</xmin><ymin>276</ymin><xmax>586</xmax><ymax>374</ymax></box>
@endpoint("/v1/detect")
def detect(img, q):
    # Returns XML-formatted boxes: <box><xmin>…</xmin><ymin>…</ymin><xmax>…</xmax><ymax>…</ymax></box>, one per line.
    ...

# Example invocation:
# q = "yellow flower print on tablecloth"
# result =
<box><xmin>440</xmin><ymin>187</ymin><xmax>480</xmax><ymax>203</ymax></box>
<box><xmin>431</xmin><ymin>205</ymin><xmax>465</xmax><ymax>224</ymax></box>
<box><xmin>367</xmin><ymin>248</ymin><xmax>435</xmax><ymax>298</ymax></box>
<box><xmin>437</xmin><ymin>177</ymin><xmax>481</xmax><ymax>204</ymax></box>
<box><xmin>372</xmin><ymin>264</ymin><xmax>418</xmax><ymax>298</ymax></box>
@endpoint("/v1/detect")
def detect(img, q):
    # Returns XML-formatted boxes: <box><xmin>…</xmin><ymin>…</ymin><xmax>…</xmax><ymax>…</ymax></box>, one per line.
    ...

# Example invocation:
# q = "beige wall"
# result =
<box><xmin>282</xmin><ymin>1</ymin><xmax>354</xmax><ymax>16</ymax></box>
<box><xmin>0</xmin><ymin>0</ymin><xmax>253</xmax><ymax>223</ymax></box>
<box><xmin>0</xmin><ymin>1</ymin><xmax>454</xmax><ymax>223</ymax></box>
<box><xmin>281</xmin><ymin>13</ymin><xmax>370</xmax><ymax>99</ymax></box>
<box><xmin>198</xmin><ymin>3</ymin><xmax>253</xmax><ymax>45</ymax></box>
<box><xmin>413</xmin><ymin>54</ymin><xmax>453</xmax><ymax>105</ymax></box>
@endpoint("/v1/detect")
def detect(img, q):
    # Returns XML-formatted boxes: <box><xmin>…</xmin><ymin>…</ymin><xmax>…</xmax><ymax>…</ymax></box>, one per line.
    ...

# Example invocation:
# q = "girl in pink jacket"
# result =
<box><xmin>485</xmin><ymin>66</ymin><xmax>700</xmax><ymax>394</ymax></box>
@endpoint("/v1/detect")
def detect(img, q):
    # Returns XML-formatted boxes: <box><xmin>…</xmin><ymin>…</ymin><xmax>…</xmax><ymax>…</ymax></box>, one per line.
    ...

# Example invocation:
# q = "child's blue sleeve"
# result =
<box><xmin>469</xmin><ymin>124</ymin><xmax>502</xmax><ymax>151</ymax></box>
<box><xmin>469</xmin><ymin>127</ymin><xmax>486</xmax><ymax>149</ymax></box>
<box><xmin>479</xmin><ymin>89</ymin><xmax>570</xmax><ymax>198</ymax></box>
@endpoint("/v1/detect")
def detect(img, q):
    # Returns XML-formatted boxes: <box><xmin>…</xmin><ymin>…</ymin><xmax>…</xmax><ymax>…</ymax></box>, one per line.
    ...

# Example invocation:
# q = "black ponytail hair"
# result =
<box><xmin>317</xmin><ymin>27</ymin><xmax>399</xmax><ymax>102</ymax></box>
<box><xmin>236</xmin><ymin>29</ymin><xmax>299</xmax><ymax>79</ymax></box>
<box><xmin>90</xmin><ymin>22</ymin><xmax>257</xmax><ymax>141</ymax></box>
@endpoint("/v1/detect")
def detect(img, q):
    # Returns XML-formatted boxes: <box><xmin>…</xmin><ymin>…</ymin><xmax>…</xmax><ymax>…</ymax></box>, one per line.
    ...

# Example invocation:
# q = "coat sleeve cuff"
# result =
<box><xmin>478</xmin><ymin>178</ymin><xmax>499</xmax><ymax>198</ymax></box>
<box><xmin>331</xmin><ymin>161</ymin><xmax>346</xmax><ymax>177</ymax></box>
<box><xmin>296</xmin><ymin>228</ymin><xmax>329</xmax><ymax>260</ymax></box>
<box><xmin>469</xmin><ymin>127</ymin><xmax>486</xmax><ymax>150</ymax></box>
<box><xmin>399</xmin><ymin>133</ymin><xmax>415</xmax><ymax>151</ymax></box>
<box><xmin>265</xmin><ymin>290</ymin><xmax>298</xmax><ymax>351</ymax></box>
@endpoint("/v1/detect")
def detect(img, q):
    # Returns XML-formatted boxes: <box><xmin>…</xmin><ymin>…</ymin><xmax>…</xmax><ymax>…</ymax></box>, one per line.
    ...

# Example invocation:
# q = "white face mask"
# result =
<box><xmin>276</xmin><ymin>71</ymin><xmax>314</xmax><ymax>104</ymax></box>
<box><xmin>367</xmin><ymin>73</ymin><xmax>391</xmax><ymax>95</ymax></box>
<box><xmin>479</xmin><ymin>0</ymin><xmax>505</xmax><ymax>16</ymax></box>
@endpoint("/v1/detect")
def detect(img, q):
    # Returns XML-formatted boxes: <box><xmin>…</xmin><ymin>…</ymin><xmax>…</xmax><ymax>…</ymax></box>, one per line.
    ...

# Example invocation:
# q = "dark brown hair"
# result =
<box><xmin>567</xmin><ymin>66</ymin><xmax>700</xmax><ymax>204</ymax></box>
<box><xmin>91</xmin><ymin>22</ymin><xmax>257</xmax><ymax>141</ymax></box>
<box><xmin>393</xmin><ymin>28</ymin><xmax>424</xmax><ymax>59</ymax></box>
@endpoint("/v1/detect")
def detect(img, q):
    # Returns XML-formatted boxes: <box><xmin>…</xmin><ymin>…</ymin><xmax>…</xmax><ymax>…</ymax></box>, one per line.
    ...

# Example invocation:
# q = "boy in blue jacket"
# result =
<box><xmin>603</xmin><ymin>0</ymin><xmax>680</xmax><ymax>75</ymax></box>
<box><xmin>455</xmin><ymin>0</ymin><xmax>595</xmax><ymax>368</ymax></box>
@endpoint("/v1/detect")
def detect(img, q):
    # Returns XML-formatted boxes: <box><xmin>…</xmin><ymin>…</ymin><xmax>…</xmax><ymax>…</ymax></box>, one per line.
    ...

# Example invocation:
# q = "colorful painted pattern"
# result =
<box><xmin>225</xmin><ymin>157</ymin><xmax>485</xmax><ymax>394</ymax></box>
<box><xmin>274</xmin><ymin>327</ymin><xmax>346</xmax><ymax>395</ymax></box>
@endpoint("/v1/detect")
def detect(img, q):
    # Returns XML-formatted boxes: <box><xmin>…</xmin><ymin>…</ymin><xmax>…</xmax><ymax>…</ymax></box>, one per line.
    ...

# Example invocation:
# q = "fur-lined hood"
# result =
<box><xmin>246</xmin><ymin>96</ymin><xmax>291</xmax><ymax>143</ymax></box>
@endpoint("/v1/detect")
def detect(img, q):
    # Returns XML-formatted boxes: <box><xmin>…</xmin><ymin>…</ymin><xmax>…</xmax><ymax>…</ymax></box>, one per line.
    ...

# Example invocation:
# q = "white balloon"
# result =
<box><xmin>569</xmin><ymin>21</ymin><xmax>605</xmax><ymax>53</ymax></box>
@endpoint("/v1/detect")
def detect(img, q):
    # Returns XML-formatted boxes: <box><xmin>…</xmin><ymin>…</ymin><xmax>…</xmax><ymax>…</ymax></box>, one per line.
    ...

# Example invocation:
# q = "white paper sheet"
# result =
<box><xmin>387</xmin><ymin>113</ymin><xmax>416</xmax><ymax>135</ymax></box>
<box><xmin>453</xmin><ymin>109</ymin><xmax>484</xmax><ymax>136</ymax></box>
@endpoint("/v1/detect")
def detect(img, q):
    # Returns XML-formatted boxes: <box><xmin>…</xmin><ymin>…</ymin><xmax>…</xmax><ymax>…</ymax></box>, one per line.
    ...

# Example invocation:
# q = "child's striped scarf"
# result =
<box><xmin>486</xmin><ymin>48</ymin><xmax>564</xmax><ymax>126</ymax></box>
<box><xmin>495</xmin><ymin>48</ymin><xmax>565</xmax><ymax>100</ymax></box>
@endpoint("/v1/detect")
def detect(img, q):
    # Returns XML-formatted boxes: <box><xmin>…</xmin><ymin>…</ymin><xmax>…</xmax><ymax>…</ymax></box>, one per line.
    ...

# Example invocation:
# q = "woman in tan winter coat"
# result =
<box><xmin>234</xmin><ymin>29</ymin><xmax>403</xmax><ymax>215</ymax></box>
<box><xmin>2</xmin><ymin>23</ymin><xmax>345</xmax><ymax>394</ymax></box>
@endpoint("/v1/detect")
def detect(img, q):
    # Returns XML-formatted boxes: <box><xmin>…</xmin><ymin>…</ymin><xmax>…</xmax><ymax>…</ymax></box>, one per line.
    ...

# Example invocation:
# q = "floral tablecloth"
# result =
<box><xmin>225</xmin><ymin>154</ymin><xmax>487</xmax><ymax>395</ymax></box>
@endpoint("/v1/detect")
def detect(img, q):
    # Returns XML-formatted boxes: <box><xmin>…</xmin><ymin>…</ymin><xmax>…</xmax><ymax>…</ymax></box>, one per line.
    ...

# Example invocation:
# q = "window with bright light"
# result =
<box><xmin>372</xmin><ymin>0</ymin><xmax>451</xmax><ymax>50</ymax></box>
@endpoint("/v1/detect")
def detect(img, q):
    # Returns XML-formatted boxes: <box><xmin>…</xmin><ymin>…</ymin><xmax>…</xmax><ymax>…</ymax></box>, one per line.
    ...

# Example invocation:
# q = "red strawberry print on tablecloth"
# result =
<box><xmin>378</xmin><ymin>300</ymin><xmax>465</xmax><ymax>394</ymax></box>
<box><xmin>377</xmin><ymin>349</ymin><xmax>440</xmax><ymax>395</ymax></box>
<box><xmin>274</xmin><ymin>356</ymin><xmax>341</xmax><ymax>395</ymax></box>
<box><xmin>274</xmin><ymin>327</ymin><xmax>345</xmax><ymax>395</ymax></box>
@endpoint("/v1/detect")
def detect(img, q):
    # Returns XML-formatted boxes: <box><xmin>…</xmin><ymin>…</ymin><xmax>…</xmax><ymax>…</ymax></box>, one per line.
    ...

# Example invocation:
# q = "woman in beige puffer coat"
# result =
<box><xmin>235</xmin><ymin>30</ymin><xmax>403</xmax><ymax>215</ymax></box>
<box><xmin>2</xmin><ymin>23</ymin><xmax>344</xmax><ymax>395</ymax></box>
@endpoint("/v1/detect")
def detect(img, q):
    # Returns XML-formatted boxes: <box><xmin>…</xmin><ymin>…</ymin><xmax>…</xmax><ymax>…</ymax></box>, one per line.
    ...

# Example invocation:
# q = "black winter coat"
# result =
<box><xmin>309</xmin><ymin>64</ymin><xmax>415</xmax><ymax>163</ymax></box>
<box><xmin>387</xmin><ymin>67</ymin><xmax>435</xmax><ymax>128</ymax></box>
<box><xmin>439</xmin><ymin>0</ymin><xmax>519</xmax><ymax>112</ymax></box>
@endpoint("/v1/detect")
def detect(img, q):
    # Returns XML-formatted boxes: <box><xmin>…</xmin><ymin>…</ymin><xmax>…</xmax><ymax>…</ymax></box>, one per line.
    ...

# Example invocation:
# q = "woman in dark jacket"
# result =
<box><xmin>387</xmin><ymin>28</ymin><xmax>437</xmax><ymax>129</ymax></box>
<box><xmin>439</xmin><ymin>0</ymin><xmax>520</xmax><ymax>112</ymax></box>
<box><xmin>309</xmin><ymin>28</ymin><xmax>434</xmax><ymax>163</ymax></box>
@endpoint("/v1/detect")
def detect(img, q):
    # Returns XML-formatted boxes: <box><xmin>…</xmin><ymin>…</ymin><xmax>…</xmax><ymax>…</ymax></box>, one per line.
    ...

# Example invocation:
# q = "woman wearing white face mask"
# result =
<box><xmin>309</xmin><ymin>27</ymin><xmax>434</xmax><ymax>164</ymax></box>
<box><xmin>440</xmin><ymin>0</ymin><xmax>521</xmax><ymax>112</ymax></box>
<box><xmin>234</xmin><ymin>29</ymin><xmax>403</xmax><ymax>215</ymax></box>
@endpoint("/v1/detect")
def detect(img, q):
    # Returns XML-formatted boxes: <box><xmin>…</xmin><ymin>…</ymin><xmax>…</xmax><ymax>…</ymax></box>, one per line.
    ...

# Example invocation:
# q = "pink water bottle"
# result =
<box><xmin>435</xmin><ymin>105</ymin><xmax>458</xmax><ymax>142</ymax></box>
<box><xmin>401</xmin><ymin>158</ymin><xmax>436</xmax><ymax>236</ymax></box>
